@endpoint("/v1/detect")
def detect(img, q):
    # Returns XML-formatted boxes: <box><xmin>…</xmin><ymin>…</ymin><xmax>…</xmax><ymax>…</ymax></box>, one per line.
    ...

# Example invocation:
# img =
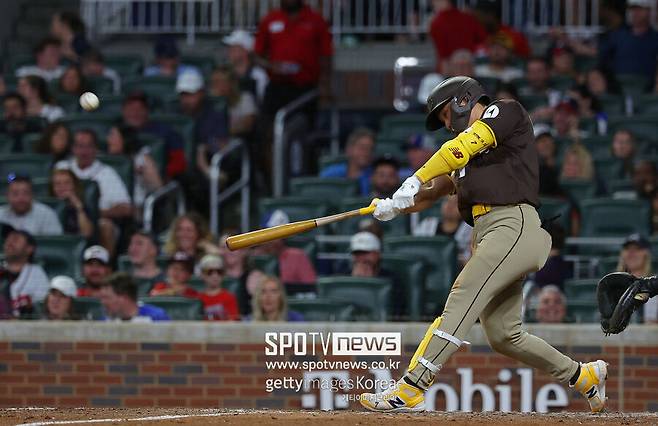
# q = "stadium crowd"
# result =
<box><xmin>0</xmin><ymin>0</ymin><xmax>657</xmax><ymax>324</ymax></box>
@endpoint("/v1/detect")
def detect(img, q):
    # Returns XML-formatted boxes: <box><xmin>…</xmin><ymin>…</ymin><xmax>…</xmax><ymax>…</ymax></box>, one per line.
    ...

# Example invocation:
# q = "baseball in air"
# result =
<box><xmin>79</xmin><ymin>92</ymin><xmax>100</xmax><ymax>111</ymax></box>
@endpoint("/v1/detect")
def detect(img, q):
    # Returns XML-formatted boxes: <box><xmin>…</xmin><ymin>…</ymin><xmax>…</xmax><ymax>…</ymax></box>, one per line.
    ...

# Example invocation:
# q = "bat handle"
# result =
<box><xmin>358</xmin><ymin>198</ymin><xmax>380</xmax><ymax>215</ymax></box>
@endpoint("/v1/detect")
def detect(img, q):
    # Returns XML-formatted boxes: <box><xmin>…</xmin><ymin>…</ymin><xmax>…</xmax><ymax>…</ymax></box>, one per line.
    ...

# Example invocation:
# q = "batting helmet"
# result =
<box><xmin>425</xmin><ymin>76</ymin><xmax>490</xmax><ymax>133</ymax></box>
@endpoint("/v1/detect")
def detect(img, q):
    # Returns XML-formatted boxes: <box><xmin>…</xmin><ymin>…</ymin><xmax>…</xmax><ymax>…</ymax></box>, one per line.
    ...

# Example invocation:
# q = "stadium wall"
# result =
<box><xmin>0</xmin><ymin>322</ymin><xmax>656</xmax><ymax>412</ymax></box>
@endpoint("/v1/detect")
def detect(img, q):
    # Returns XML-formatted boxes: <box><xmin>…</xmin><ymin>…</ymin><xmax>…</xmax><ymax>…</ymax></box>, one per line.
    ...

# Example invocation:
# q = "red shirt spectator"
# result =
<box><xmin>279</xmin><ymin>246</ymin><xmax>316</xmax><ymax>285</ymax></box>
<box><xmin>429</xmin><ymin>3</ymin><xmax>487</xmax><ymax>70</ymax></box>
<box><xmin>498</xmin><ymin>25</ymin><xmax>530</xmax><ymax>59</ymax></box>
<box><xmin>198</xmin><ymin>291</ymin><xmax>239</xmax><ymax>320</ymax></box>
<box><xmin>254</xmin><ymin>2</ymin><xmax>333</xmax><ymax>87</ymax></box>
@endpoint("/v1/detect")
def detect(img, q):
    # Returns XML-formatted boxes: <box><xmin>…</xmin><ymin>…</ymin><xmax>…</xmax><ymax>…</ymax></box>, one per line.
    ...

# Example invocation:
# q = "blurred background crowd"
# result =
<box><xmin>0</xmin><ymin>0</ymin><xmax>656</xmax><ymax>325</ymax></box>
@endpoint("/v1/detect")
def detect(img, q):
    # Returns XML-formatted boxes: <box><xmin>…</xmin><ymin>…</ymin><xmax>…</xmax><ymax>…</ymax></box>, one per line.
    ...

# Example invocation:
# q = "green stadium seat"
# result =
<box><xmin>18</xmin><ymin>133</ymin><xmax>43</xmax><ymax>153</ymax></box>
<box><xmin>633</xmin><ymin>94</ymin><xmax>658</xmax><ymax>115</ymax></box>
<box><xmin>594</xmin><ymin>158</ymin><xmax>626</xmax><ymax>183</ymax></box>
<box><xmin>148</xmin><ymin>113</ymin><xmax>195</xmax><ymax>165</ymax></box>
<box><xmin>135</xmin><ymin>277</ymin><xmax>156</xmax><ymax>298</ymax></box>
<box><xmin>223</xmin><ymin>277</ymin><xmax>241</xmax><ymax>294</ymax></box>
<box><xmin>249</xmin><ymin>254</ymin><xmax>279</xmax><ymax>276</ymax></box>
<box><xmin>617</xmin><ymin>74</ymin><xmax>651</xmax><ymax>96</ymax></box>
<box><xmin>559</xmin><ymin>179</ymin><xmax>597</xmax><ymax>206</ymax></box>
<box><xmin>519</xmin><ymin>94</ymin><xmax>548</xmax><ymax>111</ymax></box>
<box><xmin>383</xmin><ymin>235</ymin><xmax>457</xmax><ymax>317</ymax></box>
<box><xmin>580</xmin><ymin>135</ymin><xmax>612</xmax><ymax>160</ymax></box>
<box><xmin>598</xmin><ymin>94</ymin><xmax>625</xmax><ymax>116</ymax></box>
<box><xmin>610</xmin><ymin>116</ymin><xmax>658</xmax><ymax>142</ymax></box>
<box><xmin>287</xmin><ymin>298</ymin><xmax>355</xmax><ymax>321</ymax></box>
<box><xmin>34</xmin><ymin>235</ymin><xmax>87</xmax><ymax>279</ymax></box>
<box><xmin>73</xmin><ymin>297</ymin><xmax>105</xmax><ymax>320</ymax></box>
<box><xmin>0</xmin><ymin>134</ymin><xmax>15</xmax><ymax>154</ymax></box>
<box><xmin>537</xmin><ymin>197</ymin><xmax>572</xmax><ymax>234</ymax></box>
<box><xmin>0</xmin><ymin>154</ymin><xmax>54</xmax><ymax>180</ymax></box>
<box><xmin>374</xmin><ymin>137</ymin><xmax>406</xmax><ymax>160</ymax></box>
<box><xmin>318</xmin><ymin>154</ymin><xmax>347</xmax><ymax>172</ymax></box>
<box><xmin>316</xmin><ymin>276</ymin><xmax>392</xmax><ymax>321</ymax></box>
<box><xmin>336</xmin><ymin>197</ymin><xmax>408</xmax><ymax>236</ymax></box>
<box><xmin>380</xmin><ymin>253</ymin><xmax>425</xmax><ymax>321</ymax></box>
<box><xmin>567</xmin><ymin>300</ymin><xmax>599</xmax><ymax>323</ymax></box>
<box><xmin>139</xmin><ymin>296</ymin><xmax>203</xmax><ymax>320</ymax></box>
<box><xmin>88</xmin><ymin>94</ymin><xmax>125</xmax><ymax>115</ymax></box>
<box><xmin>564</xmin><ymin>279</ymin><xmax>598</xmax><ymax>301</ymax></box>
<box><xmin>8</xmin><ymin>53</ymin><xmax>34</xmax><ymax>73</ymax></box>
<box><xmin>606</xmin><ymin>179</ymin><xmax>633</xmax><ymax>194</ymax></box>
<box><xmin>259</xmin><ymin>197</ymin><xmax>330</xmax><ymax>235</ymax></box>
<box><xmin>579</xmin><ymin>198</ymin><xmax>651</xmax><ymax>237</ymax></box>
<box><xmin>123</xmin><ymin>76</ymin><xmax>177</xmax><ymax>103</ymax></box>
<box><xmin>81</xmin><ymin>179</ymin><xmax>100</xmax><ymax>222</ymax></box>
<box><xmin>30</xmin><ymin>177</ymin><xmax>51</xmax><ymax>198</ymax></box>
<box><xmin>97</xmin><ymin>154</ymin><xmax>134</xmax><ymax>193</ymax></box>
<box><xmin>597</xmin><ymin>256</ymin><xmax>619</xmax><ymax>276</ymax></box>
<box><xmin>550</xmin><ymin>75</ymin><xmax>576</xmax><ymax>91</ymax></box>
<box><xmin>289</xmin><ymin>177</ymin><xmax>358</xmax><ymax>201</ymax></box>
<box><xmin>58</xmin><ymin>113</ymin><xmax>119</xmax><ymax>142</ymax></box>
<box><xmin>188</xmin><ymin>276</ymin><xmax>205</xmax><ymax>292</ymax></box>
<box><xmin>87</xmin><ymin>76</ymin><xmax>115</xmax><ymax>95</ymax></box>
<box><xmin>379</xmin><ymin>114</ymin><xmax>425</xmax><ymax>138</ymax></box>
<box><xmin>54</xmin><ymin>93</ymin><xmax>82</xmax><ymax>114</ymax></box>
<box><xmin>104</xmin><ymin>55</ymin><xmax>143</xmax><ymax>77</ymax></box>
<box><xmin>180</xmin><ymin>56</ymin><xmax>216</xmax><ymax>77</ymax></box>
<box><xmin>574</xmin><ymin>55</ymin><xmax>597</xmax><ymax>72</ymax></box>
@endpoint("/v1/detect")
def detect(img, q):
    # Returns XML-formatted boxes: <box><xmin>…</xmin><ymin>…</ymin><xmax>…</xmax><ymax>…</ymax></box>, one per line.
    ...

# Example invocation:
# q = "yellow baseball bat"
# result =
<box><xmin>226</xmin><ymin>199</ymin><xmax>379</xmax><ymax>251</ymax></box>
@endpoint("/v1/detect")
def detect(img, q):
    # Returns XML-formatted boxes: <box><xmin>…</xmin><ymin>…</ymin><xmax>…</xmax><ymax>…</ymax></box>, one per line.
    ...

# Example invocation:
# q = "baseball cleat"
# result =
<box><xmin>359</xmin><ymin>379</ymin><xmax>425</xmax><ymax>412</ymax></box>
<box><xmin>570</xmin><ymin>360</ymin><xmax>608</xmax><ymax>413</ymax></box>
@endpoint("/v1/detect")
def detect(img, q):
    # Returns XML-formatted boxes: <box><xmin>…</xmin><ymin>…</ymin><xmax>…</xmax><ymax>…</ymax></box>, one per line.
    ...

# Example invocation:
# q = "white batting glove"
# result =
<box><xmin>392</xmin><ymin>175</ymin><xmax>421</xmax><ymax>210</ymax></box>
<box><xmin>373</xmin><ymin>198</ymin><xmax>399</xmax><ymax>221</ymax></box>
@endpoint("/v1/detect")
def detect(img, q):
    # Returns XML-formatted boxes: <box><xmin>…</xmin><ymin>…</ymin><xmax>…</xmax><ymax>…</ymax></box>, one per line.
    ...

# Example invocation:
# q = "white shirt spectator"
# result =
<box><xmin>7</xmin><ymin>263</ymin><xmax>50</xmax><ymax>304</ymax></box>
<box><xmin>644</xmin><ymin>296</ymin><xmax>658</xmax><ymax>323</ymax></box>
<box><xmin>102</xmin><ymin>67</ymin><xmax>122</xmax><ymax>94</ymax></box>
<box><xmin>230</xmin><ymin>92</ymin><xmax>257</xmax><ymax>130</ymax></box>
<box><xmin>0</xmin><ymin>201</ymin><xmax>63</xmax><ymax>235</ymax></box>
<box><xmin>250</xmin><ymin>66</ymin><xmax>269</xmax><ymax>103</ymax></box>
<box><xmin>40</xmin><ymin>104</ymin><xmax>65</xmax><ymax>123</ymax></box>
<box><xmin>55</xmin><ymin>159</ymin><xmax>131</xmax><ymax>210</ymax></box>
<box><xmin>474</xmin><ymin>64</ymin><xmax>524</xmax><ymax>83</ymax></box>
<box><xmin>15</xmin><ymin>65</ymin><xmax>65</xmax><ymax>82</ymax></box>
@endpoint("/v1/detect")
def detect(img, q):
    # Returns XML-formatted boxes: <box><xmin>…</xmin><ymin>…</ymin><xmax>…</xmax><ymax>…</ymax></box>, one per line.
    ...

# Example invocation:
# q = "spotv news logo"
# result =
<box><xmin>264</xmin><ymin>332</ymin><xmax>401</xmax><ymax>356</ymax></box>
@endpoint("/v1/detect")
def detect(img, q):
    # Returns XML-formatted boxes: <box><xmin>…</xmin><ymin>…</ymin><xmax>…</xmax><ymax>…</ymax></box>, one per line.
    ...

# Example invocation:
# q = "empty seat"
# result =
<box><xmin>379</xmin><ymin>114</ymin><xmax>425</xmax><ymax>138</ymax></box>
<box><xmin>104</xmin><ymin>55</ymin><xmax>143</xmax><ymax>77</ymax></box>
<box><xmin>0</xmin><ymin>154</ymin><xmax>54</xmax><ymax>180</ymax></box>
<box><xmin>567</xmin><ymin>300</ymin><xmax>599</xmax><ymax>323</ymax></box>
<box><xmin>289</xmin><ymin>177</ymin><xmax>358</xmax><ymax>201</ymax></box>
<box><xmin>617</xmin><ymin>74</ymin><xmax>651</xmax><ymax>96</ymax></box>
<box><xmin>564</xmin><ymin>279</ymin><xmax>598</xmax><ymax>301</ymax></box>
<box><xmin>34</xmin><ymin>235</ymin><xmax>87</xmax><ymax>279</ymax></box>
<box><xmin>316</xmin><ymin>276</ymin><xmax>392</xmax><ymax>321</ymax></box>
<box><xmin>139</xmin><ymin>296</ymin><xmax>203</xmax><ymax>320</ymax></box>
<box><xmin>287</xmin><ymin>298</ymin><xmax>355</xmax><ymax>321</ymax></box>
<box><xmin>380</xmin><ymin>253</ymin><xmax>425</xmax><ymax>321</ymax></box>
<box><xmin>559</xmin><ymin>179</ymin><xmax>596</xmax><ymax>206</ymax></box>
<box><xmin>0</xmin><ymin>134</ymin><xmax>15</xmax><ymax>154</ymax></box>
<box><xmin>579</xmin><ymin>198</ymin><xmax>651</xmax><ymax>237</ymax></box>
<box><xmin>598</xmin><ymin>94</ymin><xmax>625</xmax><ymax>116</ymax></box>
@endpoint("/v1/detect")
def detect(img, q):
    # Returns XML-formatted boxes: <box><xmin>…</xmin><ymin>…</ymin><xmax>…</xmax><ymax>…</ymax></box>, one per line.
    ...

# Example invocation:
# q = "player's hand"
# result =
<box><xmin>392</xmin><ymin>175</ymin><xmax>421</xmax><ymax>210</ymax></box>
<box><xmin>373</xmin><ymin>198</ymin><xmax>399</xmax><ymax>221</ymax></box>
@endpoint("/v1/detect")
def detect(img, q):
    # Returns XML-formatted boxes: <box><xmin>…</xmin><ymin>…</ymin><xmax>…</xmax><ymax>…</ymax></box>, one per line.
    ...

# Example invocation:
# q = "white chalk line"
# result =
<box><xmin>14</xmin><ymin>411</ymin><xmax>239</xmax><ymax>426</ymax></box>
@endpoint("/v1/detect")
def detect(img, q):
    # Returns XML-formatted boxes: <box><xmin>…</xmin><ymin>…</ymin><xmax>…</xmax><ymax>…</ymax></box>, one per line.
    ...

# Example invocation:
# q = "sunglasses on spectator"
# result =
<box><xmin>203</xmin><ymin>269</ymin><xmax>224</xmax><ymax>276</ymax></box>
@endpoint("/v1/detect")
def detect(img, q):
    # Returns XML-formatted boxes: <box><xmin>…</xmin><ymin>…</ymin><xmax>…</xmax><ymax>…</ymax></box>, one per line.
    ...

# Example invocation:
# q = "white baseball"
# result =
<box><xmin>79</xmin><ymin>92</ymin><xmax>100</xmax><ymax>111</ymax></box>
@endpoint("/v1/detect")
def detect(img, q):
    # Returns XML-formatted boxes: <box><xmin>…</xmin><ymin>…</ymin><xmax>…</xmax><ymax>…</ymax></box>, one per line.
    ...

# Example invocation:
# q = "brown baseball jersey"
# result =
<box><xmin>455</xmin><ymin>99</ymin><xmax>539</xmax><ymax>225</ymax></box>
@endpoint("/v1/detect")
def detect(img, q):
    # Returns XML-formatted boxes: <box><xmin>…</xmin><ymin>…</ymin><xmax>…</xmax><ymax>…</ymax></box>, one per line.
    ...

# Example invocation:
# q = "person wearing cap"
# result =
<box><xmin>223</xmin><ymin>29</ymin><xmax>269</xmax><ymax>103</ymax></box>
<box><xmin>400</xmin><ymin>134</ymin><xmax>436</xmax><ymax>180</ymax></box>
<box><xmin>0</xmin><ymin>224</ymin><xmax>49</xmax><ymax>317</ymax></box>
<box><xmin>127</xmin><ymin>230</ymin><xmax>164</xmax><ymax>284</ymax></box>
<box><xmin>149</xmin><ymin>251</ymin><xmax>199</xmax><ymax>298</ymax></box>
<box><xmin>474</xmin><ymin>34</ymin><xmax>523</xmax><ymax>83</ymax></box>
<box><xmin>615</xmin><ymin>233</ymin><xmax>657</xmax><ymax>324</ymax></box>
<box><xmin>197</xmin><ymin>254</ymin><xmax>239</xmax><ymax>321</ymax></box>
<box><xmin>43</xmin><ymin>275</ymin><xmax>78</xmax><ymax>320</ymax></box>
<box><xmin>100</xmin><ymin>272</ymin><xmax>170</xmax><ymax>322</ymax></box>
<box><xmin>599</xmin><ymin>0</ymin><xmax>658</xmax><ymax>83</ymax></box>
<box><xmin>551</xmin><ymin>98</ymin><xmax>584</xmax><ymax>140</ymax></box>
<box><xmin>78</xmin><ymin>245</ymin><xmax>113</xmax><ymax>298</ymax></box>
<box><xmin>144</xmin><ymin>35</ymin><xmax>200</xmax><ymax>78</ymax></box>
<box><xmin>370</xmin><ymin>156</ymin><xmax>401</xmax><ymax>199</ymax></box>
<box><xmin>320</xmin><ymin>127</ymin><xmax>375</xmax><ymax>195</ymax></box>
<box><xmin>0</xmin><ymin>174</ymin><xmax>63</xmax><ymax>236</ymax></box>
<box><xmin>533</xmin><ymin>125</ymin><xmax>561</xmax><ymax>197</ymax></box>
<box><xmin>255</xmin><ymin>209</ymin><xmax>317</xmax><ymax>285</ymax></box>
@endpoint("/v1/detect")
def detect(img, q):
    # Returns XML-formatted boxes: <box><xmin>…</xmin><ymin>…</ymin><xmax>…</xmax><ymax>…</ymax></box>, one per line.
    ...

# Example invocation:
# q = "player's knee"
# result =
<box><xmin>486</xmin><ymin>327</ymin><xmax>523</xmax><ymax>353</ymax></box>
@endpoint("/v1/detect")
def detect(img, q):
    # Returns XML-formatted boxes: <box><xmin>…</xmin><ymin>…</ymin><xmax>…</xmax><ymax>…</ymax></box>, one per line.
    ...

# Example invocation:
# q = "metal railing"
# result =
<box><xmin>81</xmin><ymin>0</ymin><xmax>616</xmax><ymax>43</ymax></box>
<box><xmin>142</xmin><ymin>181</ymin><xmax>186</xmax><ymax>233</ymax></box>
<box><xmin>209</xmin><ymin>138</ymin><xmax>250</xmax><ymax>235</ymax></box>
<box><xmin>273</xmin><ymin>89</ymin><xmax>318</xmax><ymax>197</ymax></box>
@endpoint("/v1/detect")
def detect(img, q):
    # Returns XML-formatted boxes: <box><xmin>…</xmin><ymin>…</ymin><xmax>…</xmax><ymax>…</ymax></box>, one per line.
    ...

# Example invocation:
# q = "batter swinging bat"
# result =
<box><xmin>226</xmin><ymin>199</ymin><xmax>379</xmax><ymax>251</ymax></box>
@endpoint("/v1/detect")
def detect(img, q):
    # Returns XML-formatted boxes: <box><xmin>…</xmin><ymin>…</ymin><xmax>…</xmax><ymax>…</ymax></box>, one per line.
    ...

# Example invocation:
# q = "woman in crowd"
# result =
<box><xmin>36</xmin><ymin>122</ymin><xmax>71</xmax><ymax>162</ymax></box>
<box><xmin>58</xmin><ymin>65</ymin><xmax>88</xmax><ymax>96</ymax></box>
<box><xmin>209</xmin><ymin>66</ymin><xmax>257</xmax><ymax>137</ymax></box>
<box><xmin>163</xmin><ymin>213</ymin><xmax>220</xmax><ymax>272</ymax></box>
<box><xmin>249</xmin><ymin>275</ymin><xmax>303</xmax><ymax>322</ymax></box>
<box><xmin>49</xmin><ymin>168</ymin><xmax>94</xmax><ymax>239</ymax></box>
<box><xmin>42</xmin><ymin>276</ymin><xmax>78</xmax><ymax>320</ymax></box>
<box><xmin>616</xmin><ymin>234</ymin><xmax>656</xmax><ymax>324</ymax></box>
<box><xmin>17</xmin><ymin>75</ymin><xmax>64</xmax><ymax>122</ymax></box>
<box><xmin>560</xmin><ymin>143</ymin><xmax>595</xmax><ymax>181</ymax></box>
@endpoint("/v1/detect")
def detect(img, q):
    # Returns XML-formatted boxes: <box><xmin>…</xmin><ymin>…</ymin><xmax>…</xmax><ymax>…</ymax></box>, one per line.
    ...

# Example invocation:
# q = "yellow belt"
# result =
<box><xmin>472</xmin><ymin>204</ymin><xmax>492</xmax><ymax>220</ymax></box>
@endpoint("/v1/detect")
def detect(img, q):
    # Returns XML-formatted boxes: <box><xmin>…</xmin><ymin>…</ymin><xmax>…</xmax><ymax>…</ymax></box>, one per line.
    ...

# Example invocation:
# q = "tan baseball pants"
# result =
<box><xmin>405</xmin><ymin>204</ymin><xmax>579</xmax><ymax>390</ymax></box>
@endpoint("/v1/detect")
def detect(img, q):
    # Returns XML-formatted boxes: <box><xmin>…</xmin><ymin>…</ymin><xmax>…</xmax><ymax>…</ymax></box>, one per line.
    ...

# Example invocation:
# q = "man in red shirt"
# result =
<box><xmin>254</xmin><ymin>0</ymin><xmax>333</xmax><ymax>114</ymax></box>
<box><xmin>429</xmin><ymin>0</ymin><xmax>487</xmax><ymax>73</ymax></box>
<box><xmin>197</xmin><ymin>254</ymin><xmax>239</xmax><ymax>321</ymax></box>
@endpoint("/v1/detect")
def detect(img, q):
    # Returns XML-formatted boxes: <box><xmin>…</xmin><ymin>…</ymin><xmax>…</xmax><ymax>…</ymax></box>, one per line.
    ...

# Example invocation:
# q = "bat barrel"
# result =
<box><xmin>226</xmin><ymin>220</ymin><xmax>317</xmax><ymax>251</ymax></box>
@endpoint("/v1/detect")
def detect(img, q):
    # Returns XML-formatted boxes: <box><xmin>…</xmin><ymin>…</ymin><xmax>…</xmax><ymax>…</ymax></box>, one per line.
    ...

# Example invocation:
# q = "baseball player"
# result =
<box><xmin>359</xmin><ymin>76</ymin><xmax>608</xmax><ymax>413</ymax></box>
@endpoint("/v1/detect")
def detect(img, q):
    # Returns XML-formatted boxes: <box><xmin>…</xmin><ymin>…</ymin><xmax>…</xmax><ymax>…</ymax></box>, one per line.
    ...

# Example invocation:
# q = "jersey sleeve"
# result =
<box><xmin>477</xmin><ymin>100</ymin><xmax>524</xmax><ymax>144</ymax></box>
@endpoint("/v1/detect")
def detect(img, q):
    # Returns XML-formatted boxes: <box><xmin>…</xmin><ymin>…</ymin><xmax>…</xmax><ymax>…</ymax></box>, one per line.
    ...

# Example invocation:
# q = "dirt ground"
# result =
<box><xmin>1</xmin><ymin>408</ymin><xmax>658</xmax><ymax>426</ymax></box>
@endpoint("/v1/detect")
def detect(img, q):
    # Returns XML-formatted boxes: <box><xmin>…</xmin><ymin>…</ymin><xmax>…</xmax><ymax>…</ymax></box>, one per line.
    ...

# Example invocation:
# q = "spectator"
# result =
<box><xmin>474</xmin><ymin>2</ymin><xmax>530</xmax><ymax>58</ymax></box>
<box><xmin>15</xmin><ymin>37</ymin><xmax>65</xmax><ymax>82</ymax></box>
<box><xmin>611</xmin><ymin>129</ymin><xmax>637</xmax><ymax>179</ymax></box>
<box><xmin>49</xmin><ymin>168</ymin><xmax>94</xmax><ymax>239</ymax></box>
<box><xmin>100</xmin><ymin>272</ymin><xmax>169</xmax><ymax>321</ymax></box>
<box><xmin>249</xmin><ymin>274</ymin><xmax>304</xmax><ymax>322</ymax></box>
<box><xmin>144</xmin><ymin>35</ymin><xmax>199</xmax><ymax>77</ymax></box>
<box><xmin>254</xmin><ymin>0</ymin><xmax>333</xmax><ymax>114</ymax></box>
<box><xmin>370</xmin><ymin>156</ymin><xmax>400</xmax><ymax>199</ymax></box>
<box><xmin>616</xmin><ymin>233</ymin><xmax>656</xmax><ymax>323</ymax></box>
<box><xmin>0</xmin><ymin>225</ymin><xmax>49</xmax><ymax>318</ymax></box>
<box><xmin>127</xmin><ymin>230</ymin><xmax>164</xmax><ymax>283</ymax></box>
<box><xmin>534</xmin><ymin>125</ymin><xmax>561</xmax><ymax>196</ymax></box>
<box><xmin>350</xmin><ymin>231</ymin><xmax>384</xmax><ymax>278</ymax></box>
<box><xmin>150</xmin><ymin>251</ymin><xmax>198</xmax><ymax>297</ymax></box>
<box><xmin>55</xmin><ymin>129</ymin><xmax>132</xmax><ymax>255</ymax></box>
<box><xmin>223</xmin><ymin>29</ymin><xmax>269</xmax><ymax>103</ymax></box>
<box><xmin>80</xmin><ymin>49</ymin><xmax>121</xmax><ymax>94</ymax></box>
<box><xmin>0</xmin><ymin>93</ymin><xmax>43</xmax><ymax>151</ymax></box>
<box><xmin>535</xmin><ymin>285</ymin><xmax>567</xmax><ymax>324</ymax></box>
<box><xmin>520</xmin><ymin>57</ymin><xmax>561</xmax><ymax>105</ymax></box>
<box><xmin>163</xmin><ymin>213</ymin><xmax>220</xmax><ymax>269</ymax></box>
<box><xmin>42</xmin><ymin>276</ymin><xmax>78</xmax><ymax>320</ymax></box>
<box><xmin>57</xmin><ymin>65</ymin><xmax>88</xmax><ymax>97</ymax></box>
<box><xmin>50</xmin><ymin>11</ymin><xmax>90</xmax><ymax>61</ymax></box>
<box><xmin>121</xmin><ymin>92</ymin><xmax>187</xmax><ymax>179</ymax></box>
<box><xmin>599</xmin><ymin>0</ymin><xmax>658</xmax><ymax>86</ymax></box>
<box><xmin>443</xmin><ymin>49</ymin><xmax>475</xmax><ymax>78</ymax></box>
<box><xmin>400</xmin><ymin>134</ymin><xmax>435</xmax><ymax>179</ymax></box>
<box><xmin>560</xmin><ymin>144</ymin><xmax>594</xmax><ymax>181</ymax></box>
<box><xmin>551</xmin><ymin>99</ymin><xmax>582</xmax><ymax>140</ymax></box>
<box><xmin>17</xmin><ymin>75</ymin><xmax>64</xmax><ymax>122</ymax></box>
<box><xmin>197</xmin><ymin>254</ymin><xmax>239</xmax><ymax>321</ymax></box>
<box><xmin>106</xmin><ymin>124</ymin><xmax>163</xmax><ymax>211</ymax></box>
<box><xmin>534</xmin><ymin>223</ymin><xmax>573</xmax><ymax>291</ymax></box>
<box><xmin>585</xmin><ymin>68</ymin><xmax>617</xmax><ymax>96</ymax></box>
<box><xmin>78</xmin><ymin>245</ymin><xmax>112</xmax><ymax>297</ymax></box>
<box><xmin>566</xmin><ymin>85</ymin><xmax>604</xmax><ymax>122</ymax></box>
<box><xmin>36</xmin><ymin>122</ymin><xmax>71</xmax><ymax>162</ymax></box>
<box><xmin>218</xmin><ymin>232</ymin><xmax>261</xmax><ymax>316</ymax></box>
<box><xmin>254</xmin><ymin>210</ymin><xmax>317</xmax><ymax>285</ymax></box>
<box><xmin>549</xmin><ymin>46</ymin><xmax>577</xmax><ymax>79</ymax></box>
<box><xmin>208</xmin><ymin>66</ymin><xmax>257</xmax><ymax>138</ymax></box>
<box><xmin>0</xmin><ymin>174</ymin><xmax>62</xmax><ymax>235</ymax></box>
<box><xmin>474</xmin><ymin>34</ymin><xmax>524</xmax><ymax>83</ymax></box>
<box><xmin>320</xmin><ymin>127</ymin><xmax>375</xmax><ymax>195</ymax></box>
<box><xmin>632</xmin><ymin>160</ymin><xmax>656</xmax><ymax>199</ymax></box>
<box><xmin>428</xmin><ymin>0</ymin><xmax>487</xmax><ymax>73</ymax></box>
